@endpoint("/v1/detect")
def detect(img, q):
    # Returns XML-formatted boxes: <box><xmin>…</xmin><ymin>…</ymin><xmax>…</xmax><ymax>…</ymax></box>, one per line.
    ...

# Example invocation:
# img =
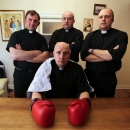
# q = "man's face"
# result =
<box><xmin>24</xmin><ymin>14</ymin><xmax>40</xmax><ymax>31</ymax></box>
<box><xmin>98</xmin><ymin>9</ymin><xmax>114</xmax><ymax>30</ymax></box>
<box><xmin>53</xmin><ymin>43</ymin><xmax>71</xmax><ymax>69</ymax></box>
<box><xmin>62</xmin><ymin>12</ymin><xmax>75</xmax><ymax>30</ymax></box>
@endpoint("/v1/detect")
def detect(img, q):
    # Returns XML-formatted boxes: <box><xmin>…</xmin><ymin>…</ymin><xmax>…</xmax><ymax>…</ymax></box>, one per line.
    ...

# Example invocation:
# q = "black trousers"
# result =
<box><xmin>13</xmin><ymin>68</ymin><xmax>36</xmax><ymax>98</ymax></box>
<box><xmin>85</xmin><ymin>69</ymin><xmax>117</xmax><ymax>98</ymax></box>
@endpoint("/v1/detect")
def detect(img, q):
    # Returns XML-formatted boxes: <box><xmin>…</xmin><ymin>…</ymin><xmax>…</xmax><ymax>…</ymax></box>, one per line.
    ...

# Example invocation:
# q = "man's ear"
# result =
<box><xmin>112</xmin><ymin>18</ymin><xmax>114</xmax><ymax>23</ymax></box>
<box><xmin>38</xmin><ymin>22</ymin><xmax>40</xmax><ymax>26</ymax></box>
<box><xmin>24</xmin><ymin>19</ymin><xmax>26</xmax><ymax>23</ymax></box>
<box><xmin>53</xmin><ymin>51</ymin><xmax>54</xmax><ymax>56</ymax></box>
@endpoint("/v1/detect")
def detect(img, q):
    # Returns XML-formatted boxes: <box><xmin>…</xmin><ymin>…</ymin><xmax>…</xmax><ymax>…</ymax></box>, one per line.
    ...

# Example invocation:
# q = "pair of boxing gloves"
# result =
<box><xmin>30</xmin><ymin>98</ymin><xmax>91</xmax><ymax>127</ymax></box>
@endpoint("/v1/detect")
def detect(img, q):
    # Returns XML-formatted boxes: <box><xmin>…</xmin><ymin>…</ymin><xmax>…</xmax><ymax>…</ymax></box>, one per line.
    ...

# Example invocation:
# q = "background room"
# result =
<box><xmin>0</xmin><ymin>0</ymin><xmax>130</xmax><ymax>97</ymax></box>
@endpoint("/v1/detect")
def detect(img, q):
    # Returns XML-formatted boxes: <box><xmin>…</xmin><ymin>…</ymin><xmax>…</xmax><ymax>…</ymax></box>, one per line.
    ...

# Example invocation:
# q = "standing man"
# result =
<box><xmin>6</xmin><ymin>10</ymin><xmax>49</xmax><ymax>98</ymax></box>
<box><xmin>49</xmin><ymin>11</ymin><xmax>83</xmax><ymax>62</ymax></box>
<box><xmin>80</xmin><ymin>8</ymin><xmax>128</xmax><ymax>98</ymax></box>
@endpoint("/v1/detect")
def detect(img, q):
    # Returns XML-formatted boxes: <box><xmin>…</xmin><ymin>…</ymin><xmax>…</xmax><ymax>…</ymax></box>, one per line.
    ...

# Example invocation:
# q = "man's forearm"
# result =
<box><xmin>32</xmin><ymin>92</ymin><xmax>42</xmax><ymax>100</ymax></box>
<box><xmin>79</xmin><ymin>92</ymin><xmax>90</xmax><ymax>99</ymax></box>
<box><xmin>26</xmin><ymin>51</ymin><xmax>49</xmax><ymax>63</ymax></box>
<box><xmin>92</xmin><ymin>49</ymin><xmax>112</xmax><ymax>61</ymax></box>
<box><xmin>85</xmin><ymin>53</ymin><xmax>105</xmax><ymax>62</ymax></box>
<box><xmin>10</xmin><ymin>47</ymin><xmax>41</xmax><ymax>61</ymax></box>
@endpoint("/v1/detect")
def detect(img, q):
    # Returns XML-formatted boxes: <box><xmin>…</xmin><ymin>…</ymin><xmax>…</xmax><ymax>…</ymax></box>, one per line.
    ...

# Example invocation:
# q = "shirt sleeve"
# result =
<box><xmin>76</xmin><ymin>65</ymin><xmax>90</xmax><ymax>96</ymax></box>
<box><xmin>80</xmin><ymin>33</ymin><xmax>92</xmax><ymax>61</ymax></box>
<box><xmin>6</xmin><ymin>31</ymin><xmax>20</xmax><ymax>52</ymax></box>
<box><xmin>69</xmin><ymin>30</ymin><xmax>83</xmax><ymax>55</ymax></box>
<box><xmin>49</xmin><ymin>30</ymin><xmax>58</xmax><ymax>52</ymax></box>
<box><xmin>40</xmin><ymin>35</ymin><xmax>49</xmax><ymax>52</ymax></box>
<box><xmin>108</xmin><ymin>31</ymin><xmax>128</xmax><ymax>61</ymax></box>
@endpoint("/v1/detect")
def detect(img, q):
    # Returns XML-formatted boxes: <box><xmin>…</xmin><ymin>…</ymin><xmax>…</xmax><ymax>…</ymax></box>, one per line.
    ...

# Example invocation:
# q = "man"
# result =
<box><xmin>27</xmin><ymin>42</ymin><xmax>91</xmax><ymax>127</ymax></box>
<box><xmin>80</xmin><ymin>8</ymin><xmax>128</xmax><ymax>98</ymax></box>
<box><xmin>49</xmin><ymin>11</ymin><xmax>83</xmax><ymax>62</ymax></box>
<box><xmin>6</xmin><ymin>10</ymin><xmax>49</xmax><ymax>98</ymax></box>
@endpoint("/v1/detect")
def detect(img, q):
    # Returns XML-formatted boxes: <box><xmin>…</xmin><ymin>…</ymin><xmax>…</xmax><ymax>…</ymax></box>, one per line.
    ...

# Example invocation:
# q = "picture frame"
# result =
<box><xmin>93</xmin><ymin>4</ymin><xmax>106</xmax><ymax>15</ymax></box>
<box><xmin>83</xmin><ymin>18</ymin><xmax>93</xmax><ymax>32</ymax></box>
<box><xmin>0</xmin><ymin>10</ymin><xmax>25</xmax><ymax>41</ymax></box>
<box><xmin>38</xmin><ymin>13</ymin><xmax>62</xmax><ymax>45</ymax></box>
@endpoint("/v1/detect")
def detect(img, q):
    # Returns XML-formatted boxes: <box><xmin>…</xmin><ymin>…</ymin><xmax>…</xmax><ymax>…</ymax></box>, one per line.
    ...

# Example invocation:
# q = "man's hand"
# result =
<box><xmin>15</xmin><ymin>44</ymin><xmax>22</xmax><ymax>50</ymax></box>
<box><xmin>113</xmin><ymin>45</ymin><xmax>119</xmax><ymax>50</ymax></box>
<box><xmin>71</xmin><ymin>42</ymin><xmax>75</xmax><ymax>44</ymax></box>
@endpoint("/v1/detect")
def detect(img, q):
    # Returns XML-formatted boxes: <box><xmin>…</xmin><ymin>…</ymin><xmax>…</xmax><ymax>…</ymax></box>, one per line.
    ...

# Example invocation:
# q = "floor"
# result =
<box><xmin>115</xmin><ymin>89</ymin><xmax>130</xmax><ymax>97</ymax></box>
<box><xmin>8</xmin><ymin>89</ymin><xmax>14</xmax><ymax>98</ymax></box>
<box><xmin>8</xmin><ymin>89</ymin><xmax>130</xmax><ymax>98</ymax></box>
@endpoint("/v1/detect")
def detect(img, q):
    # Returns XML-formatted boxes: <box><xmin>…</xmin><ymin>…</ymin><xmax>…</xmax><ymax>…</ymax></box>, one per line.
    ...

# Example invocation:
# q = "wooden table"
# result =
<box><xmin>0</xmin><ymin>98</ymin><xmax>130</xmax><ymax>130</ymax></box>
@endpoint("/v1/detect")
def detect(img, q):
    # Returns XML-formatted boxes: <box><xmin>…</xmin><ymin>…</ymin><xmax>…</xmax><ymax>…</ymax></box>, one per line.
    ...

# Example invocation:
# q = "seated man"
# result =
<box><xmin>27</xmin><ymin>42</ymin><xmax>91</xmax><ymax>127</ymax></box>
<box><xmin>27</xmin><ymin>42</ymin><xmax>91</xmax><ymax>99</ymax></box>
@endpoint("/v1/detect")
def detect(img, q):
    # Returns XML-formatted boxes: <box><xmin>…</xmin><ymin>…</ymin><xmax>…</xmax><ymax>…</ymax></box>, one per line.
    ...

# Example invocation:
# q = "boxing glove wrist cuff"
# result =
<box><xmin>30</xmin><ymin>98</ymin><xmax>41</xmax><ymax>111</ymax></box>
<box><xmin>86</xmin><ymin>98</ymin><xmax>91</xmax><ymax>107</ymax></box>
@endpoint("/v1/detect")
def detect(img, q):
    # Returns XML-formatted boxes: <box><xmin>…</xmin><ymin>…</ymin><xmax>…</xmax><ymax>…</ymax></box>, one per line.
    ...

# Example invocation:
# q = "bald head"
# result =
<box><xmin>98</xmin><ymin>8</ymin><xmax>114</xmax><ymax>19</ymax></box>
<box><xmin>62</xmin><ymin>11</ymin><xmax>74</xmax><ymax>19</ymax></box>
<box><xmin>54</xmin><ymin>42</ymin><xmax>70</xmax><ymax>52</ymax></box>
<box><xmin>98</xmin><ymin>8</ymin><xmax>114</xmax><ymax>30</ymax></box>
<box><xmin>62</xmin><ymin>11</ymin><xmax>75</xmax><ymax>30</ymax></box>
<box><xmin>53</xmin><ymin>42</ymin><xmax>71</xmax><ymax>69</ymax></box>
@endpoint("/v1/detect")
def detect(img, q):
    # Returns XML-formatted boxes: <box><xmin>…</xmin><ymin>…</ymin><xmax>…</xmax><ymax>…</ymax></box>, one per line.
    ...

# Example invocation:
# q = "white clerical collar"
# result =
<box><xmin>59</xmin><ymin>68</ymin><xmax>64</xmax><ymax>70</ymax></box>
<box><xmin>29</xmin><ymin>30</ymin><xmax>33</xmax><ymax>34</ymax></box>
<box><xmin>101</xmin><ymin>30</ymin><xmax>107</xmax><ymax>34</ymax></box>
<box><xmin>65</xmin><ymin>30</ymin><xmax>69</xmax><ymax>32</ymax></box>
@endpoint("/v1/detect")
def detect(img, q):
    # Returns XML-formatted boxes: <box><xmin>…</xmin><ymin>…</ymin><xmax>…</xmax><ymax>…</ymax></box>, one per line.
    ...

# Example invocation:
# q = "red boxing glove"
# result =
<box><xmin>68</xmin><ymin>98</ymin><xmax>91</xmax><ymax>126</ymax></box>
<box><xmin>31</xmin><ymin>99</ymin><xmax>55</xmax><ymax>127</ymax></box>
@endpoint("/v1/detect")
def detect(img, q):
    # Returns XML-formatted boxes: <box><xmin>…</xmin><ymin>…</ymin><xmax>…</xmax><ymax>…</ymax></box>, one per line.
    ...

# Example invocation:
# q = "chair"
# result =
<box><xmin>0</xmin><ymin>78</ymin><xmax>8</xmax><ymax>97</ymax></box>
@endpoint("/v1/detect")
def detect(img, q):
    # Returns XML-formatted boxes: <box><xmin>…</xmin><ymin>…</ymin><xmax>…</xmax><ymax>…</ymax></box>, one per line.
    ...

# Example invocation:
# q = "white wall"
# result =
<box><xmin>0</xmin><ymin>0</ymin><xmax>130</xmax><ymax>89</ymax></box>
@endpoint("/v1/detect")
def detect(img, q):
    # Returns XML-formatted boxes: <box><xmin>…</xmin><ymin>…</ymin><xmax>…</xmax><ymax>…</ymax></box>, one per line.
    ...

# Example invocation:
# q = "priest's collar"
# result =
<box><xmin>65</xmin><ymin>30</ymin><xmax>69</xmax><ymax>32</ymax></box>
<box><xmin>64</xmin><ymin>27</ymin><xmax>73</xmax><ymax>32</ymax></box>
<box><xmin>59</xmin><ymin>67</ymin><xmax>64</xmax><ymax>70</ymax></box>
<box><xmin>101</xmin><ymin>30</ymin><xmax>107</xmax><ymax>34</ymax></box>
<box><xmin>100</xmin><ymin>28</ymin><xmax>112</xmax><ymax>34</ymax></box>
<box><xmin>25</xmin><ymin>28</ymin><xmax>36</xmax><ymax>34</ymax></box>
<box><xmin>29</xmin><ymin>30</ymin><xmax>33</xmax><ymax>34</ymax></box>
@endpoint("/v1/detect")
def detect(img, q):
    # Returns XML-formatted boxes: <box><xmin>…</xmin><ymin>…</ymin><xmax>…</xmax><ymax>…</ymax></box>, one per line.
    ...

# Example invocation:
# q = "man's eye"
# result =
<box><xmin>105</xmin><ymin>15</ymin><xmax>110</xmax><ymax>18</ymax></box>
<box><xmin>62</xmin><ymin>18</ymin><xmax>66</xmax><ymax>20</ymax></box>
<box><xmin>62</xmin><ymin>17</ymin><xmax>72</xmax><ymax>21</ymax></box>
<box><xmin>57</xmin><ymin>52</ymin><xmax>61</xmax><ymax>55</ymax></box>
<box><xmin>67</xmin><ymin>18</ymin><xmax>72</xmax><ymax>20</ymax></box>
<box><xmin>34</xmin><ymin>20</ymin><xmax>38</xmax><ymax>23</ymax></box>
<box><xmin>63</xmin><ymin>52</ymin><xmax>69</xmax><ymax>55</ymax></box>
<box><xmin>99</xmin><ymin>15</ymin><xmax>110</xmax><ymax>19</ymax></box>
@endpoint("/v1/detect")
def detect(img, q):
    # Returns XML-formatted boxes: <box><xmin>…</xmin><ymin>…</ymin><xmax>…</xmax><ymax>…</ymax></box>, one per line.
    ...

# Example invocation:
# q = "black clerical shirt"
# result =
<box><xmin>81</xmin><ymin>28</ymin><xmax>128</xmax><ymax>74</ymax></box>
<box><xmin>49</xmin><ymin>27</ymin><xmax>83</xmax><ymax>62</ymax></box>
<box><xmin>6</xmin><ymin>29</ymin><xmax>49</xmax><ymax>70</ymax></box>
<box><xmin>45</xmin><ymin>60</ymin><xmax>89</xmax><ymax>98</ymax></box>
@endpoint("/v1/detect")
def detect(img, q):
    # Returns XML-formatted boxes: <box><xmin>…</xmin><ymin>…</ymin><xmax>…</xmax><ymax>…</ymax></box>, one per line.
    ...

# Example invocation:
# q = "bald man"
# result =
<box><xmin>81</xmin><ymin>8</ymin><xmax>128</xmax><ymax>98</ymax></box>
<box><xmin>28</xmin><ymin>42</ymin><xmax>90</xmax><ymax>100</ymax></box>
<box><xmin>49</xmin><ymin>11</ymin><xmax>83</xmax><ymax>62</ymax></box>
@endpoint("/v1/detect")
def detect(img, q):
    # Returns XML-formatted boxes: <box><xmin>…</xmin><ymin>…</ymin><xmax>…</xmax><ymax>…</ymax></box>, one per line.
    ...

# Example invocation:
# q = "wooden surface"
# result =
<box><xmin>0</xmin><ymin>98</ymin><xmax>130</xmax><ymax>130</ymax></box>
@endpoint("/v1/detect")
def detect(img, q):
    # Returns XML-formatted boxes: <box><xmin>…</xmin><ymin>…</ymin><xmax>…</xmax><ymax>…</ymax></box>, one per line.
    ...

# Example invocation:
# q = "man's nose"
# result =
<box><xmin>65</xmin><ymin>18</ymin><xmax>68</xmax><ymax>22</ymax></box>
<box><xmin>30</xmin><ymin>20</ymin><xmax>35</xmax><ymax>24</ymax></box>
<box><xmin>60</xmin><ymin>53</ymin><xmax>64</xmax><ymax>58</ymax></box>
<box><xmin>102</xmin><ymin>16</ymin><xmax>106</xmax><ymax>20</ymax></box>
